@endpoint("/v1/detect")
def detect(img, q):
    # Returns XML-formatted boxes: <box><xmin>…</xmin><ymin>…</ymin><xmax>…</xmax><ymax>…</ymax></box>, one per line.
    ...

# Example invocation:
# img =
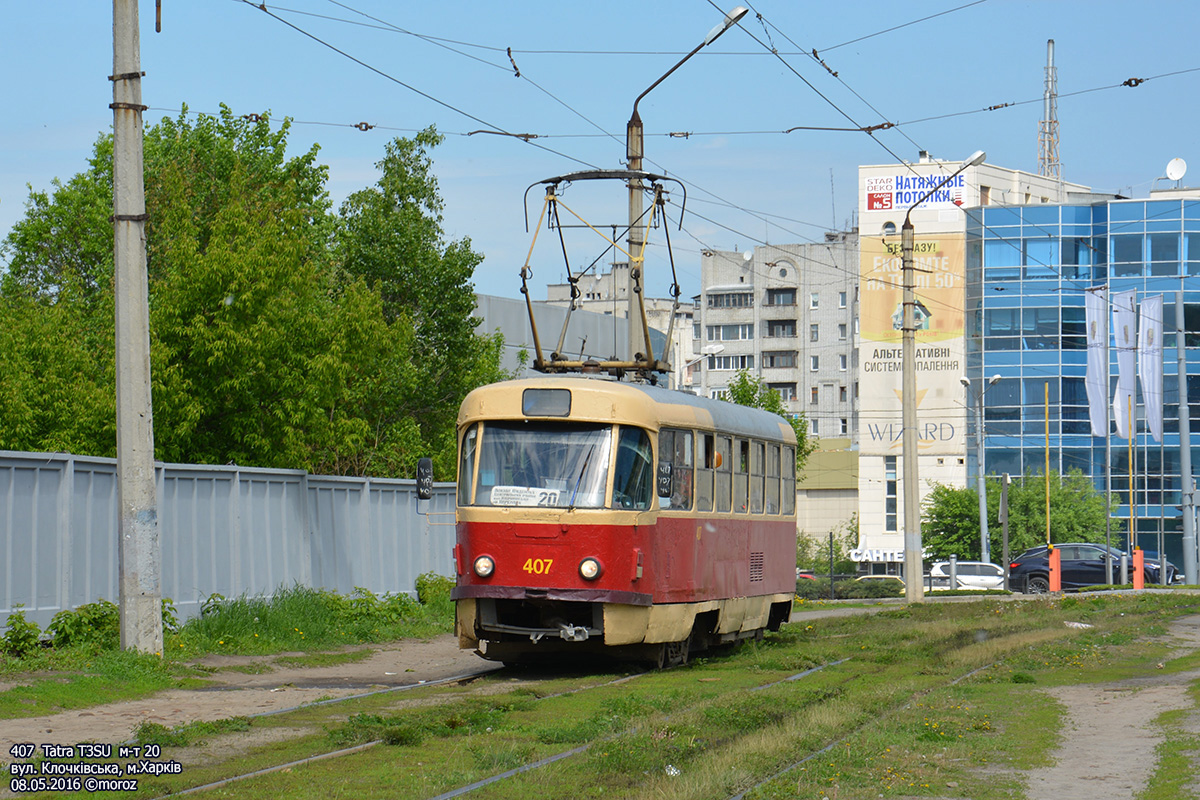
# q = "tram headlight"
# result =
<box><xmin>579</xmin><ymin>557</ymin><xmax>603</xmax><ymax>581</ymax></box>
<box><xmin>473</xmin><ymin>555</ymin><xmax>496</xmax><ymax>578</ymax></box>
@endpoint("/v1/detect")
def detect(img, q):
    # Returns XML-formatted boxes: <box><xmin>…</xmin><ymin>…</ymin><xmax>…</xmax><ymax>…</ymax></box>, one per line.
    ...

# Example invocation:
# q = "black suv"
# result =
<box><xmin>1009</xmin><ymin>543</ymin><xmax>1177</xmax><ymax>593</ymax></box>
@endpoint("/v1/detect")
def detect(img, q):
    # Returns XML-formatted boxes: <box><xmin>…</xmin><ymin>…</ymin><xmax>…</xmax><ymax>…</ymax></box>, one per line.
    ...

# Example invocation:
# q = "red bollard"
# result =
<box><xmin>1048</xmin><ymin>546</ymin><xmax>1061</xmax><ymax>592</ymax></box>
<box><xmin>1133</xmin><ymin>549</ymin><xmax>1144</xmax><ymax>589</ymax></box>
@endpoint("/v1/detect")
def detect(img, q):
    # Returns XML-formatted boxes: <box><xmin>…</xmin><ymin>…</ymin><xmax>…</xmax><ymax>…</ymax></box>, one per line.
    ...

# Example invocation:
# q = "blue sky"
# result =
<box><xmin>2</xmin><ymin>1</ymin><xmax>1198</xmax><ymax>301</ymax></box>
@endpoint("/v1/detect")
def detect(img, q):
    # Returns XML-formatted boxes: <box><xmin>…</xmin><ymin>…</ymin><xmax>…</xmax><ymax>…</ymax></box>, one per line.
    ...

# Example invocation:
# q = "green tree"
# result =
<box><xmin>922</xmin><ymin>468</ymin><xmax>1119</xmax><ymax>561</ymax></box>
<box><xmin>336</xmin><ymin>128</ymin><xmax>507</xmax><ymax>478</ymax></box>
<box><xmin>725</xmin><ymin>369</ymin><xmax>816</xmax><ymax>470</ymax></box>
<box><xmin>0</xmin><ymin>109</ymin><xmax>503</xmax><ymax>479</ymax></box>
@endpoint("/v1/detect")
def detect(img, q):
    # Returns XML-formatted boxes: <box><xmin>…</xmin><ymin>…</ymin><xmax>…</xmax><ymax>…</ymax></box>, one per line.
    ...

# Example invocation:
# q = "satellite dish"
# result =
<box><xmin>1166</xmin><ymin>157</ymin><xmax>1187</xmax><ymax>182</ymax></box>
<box><xmin>743</xmin><ymin>251</ymin><xmax>753</xmax><ymax>262</ymax></box>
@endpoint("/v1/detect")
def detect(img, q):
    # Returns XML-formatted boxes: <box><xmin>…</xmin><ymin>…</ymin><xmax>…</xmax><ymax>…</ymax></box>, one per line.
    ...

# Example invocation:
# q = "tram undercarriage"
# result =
<box><xmin>457</xmin><ymin>594</ymin><xmax>794</xmax><ymax>668</ymax></box>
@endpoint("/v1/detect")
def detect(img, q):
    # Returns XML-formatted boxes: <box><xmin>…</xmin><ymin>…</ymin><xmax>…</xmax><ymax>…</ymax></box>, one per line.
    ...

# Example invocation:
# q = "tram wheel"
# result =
<box><xmin>660</xmin><ymin>635</ymin><xmax>691</xmax><ymax>669</ymax></box>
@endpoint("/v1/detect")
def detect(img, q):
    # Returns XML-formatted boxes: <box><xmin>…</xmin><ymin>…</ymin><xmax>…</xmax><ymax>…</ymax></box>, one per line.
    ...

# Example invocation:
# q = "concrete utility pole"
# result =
<box><xmin>1177</xmin><ymin>291</ymin><xmax>1196</xmax><ymax>583</ymax></box>
<box><xmin>900</xmin><ymin>150</ymin><xmax>986</xmax><ymax>603</ymax></box>
<box><xmin>626</xmin><ymin>6</ymin><xmax>747</xmax><ymax>364</ymax></box>
<box><xmin>113</xmin><ymin>0</ymin><xmax>163</xmax><ymax>654</ymax></box>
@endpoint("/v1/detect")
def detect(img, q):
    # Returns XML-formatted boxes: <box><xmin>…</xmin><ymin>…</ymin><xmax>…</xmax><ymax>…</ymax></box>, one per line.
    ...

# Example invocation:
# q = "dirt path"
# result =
<box><xmin>1019</xmin><ymin>615</ymin><xmax>1200</xmax><ymax>799</ymax></box>
<box><xmin>0</xmin><ymin>635</ymin><xmax>489</xmax><ymax>763</ymax></box>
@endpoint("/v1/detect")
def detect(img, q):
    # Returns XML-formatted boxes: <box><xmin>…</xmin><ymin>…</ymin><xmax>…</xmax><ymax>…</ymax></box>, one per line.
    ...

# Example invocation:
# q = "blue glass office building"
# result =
<box><xmin>965</xmin><ymin>195</ymin><xmax>1200</xmax><ymax>563</ymax></box>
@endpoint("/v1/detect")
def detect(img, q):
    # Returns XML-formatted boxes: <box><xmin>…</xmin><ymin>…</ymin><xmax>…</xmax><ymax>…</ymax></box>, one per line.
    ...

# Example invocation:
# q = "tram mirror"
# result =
<box><xmin>416</xmin><ymin>457</ymin><xmax>434</xmax><ymax>500</ymax></box>
<box><xmin>657</xmin><ymin>462</ymin><xmax>673</xmax><ymax>498</ymax></box>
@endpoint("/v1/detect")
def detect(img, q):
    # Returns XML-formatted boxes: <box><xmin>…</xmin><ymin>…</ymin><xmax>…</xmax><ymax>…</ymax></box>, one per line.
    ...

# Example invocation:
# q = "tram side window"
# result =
<box><xmin>733</xmin><ymin>439</ymin><xmax>750</xmax><ymax>514</ymax></box>
<box><xmin>766</xmin><ymin>444</ymin><xmax>781</xmax><ymax>514</ymax></box>
<box><xmin>696</xmin><ymin>434</ymin><xmax>715</xmax><ymax>512</ymax></box>
<box><xmin>715</xmin><ymin>436</ymin><xmax>733</xmax><ymax>513</ymax></box>
<box><xmin>782</xmin><ymin>445</ymin><xmax>796</xmax><ymax>515</ymax></box>
<box><xmin>613</xmin><ymin>426</ymin><xmax>653</xmax><ymax>510</ymax></box>
<box><xmin>750</xmin><ymin>441</ymin><xmax>765</xmax><ymax>513</ymax></box>
<box><xmin>458</xmin><ymin>424</ymin><xmax>478</xmax><ymax>506</ymax></box>
<box><xmin>658</xmin><ymin>428</ymin><xmax>694</xmax><ymax>511</ymax></box>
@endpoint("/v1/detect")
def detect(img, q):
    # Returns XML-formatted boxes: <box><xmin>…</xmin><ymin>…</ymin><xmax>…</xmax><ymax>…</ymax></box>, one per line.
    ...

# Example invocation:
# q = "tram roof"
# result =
<box><xmin>459</xmin><ymin>376</ymin><xmax>797</xmax><ymax>445</ymax></box>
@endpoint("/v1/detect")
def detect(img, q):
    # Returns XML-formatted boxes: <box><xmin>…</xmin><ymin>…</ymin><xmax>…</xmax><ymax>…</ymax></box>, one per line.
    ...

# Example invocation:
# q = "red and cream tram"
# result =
<box><xmin>448</xmin><ymin>375</ymin><xmax>798</xmax><ymax>666</ymax></box>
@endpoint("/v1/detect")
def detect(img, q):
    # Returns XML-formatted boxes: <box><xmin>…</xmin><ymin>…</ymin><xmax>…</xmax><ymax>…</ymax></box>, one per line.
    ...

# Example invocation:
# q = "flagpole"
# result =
<box><xmin>1046</xmin><ymin>381</ymin><xmax>1051</xmax><ymax>545</ymax></box>
<box><xmin>1129</xmin><ymin>393</ymin><xmax>1136</xmax><ymax>557</ymax></box>
<box><xmin>1104</xmin><ymin>289</ymin><xmax>1113</xmax><ymax>583</ymax></box>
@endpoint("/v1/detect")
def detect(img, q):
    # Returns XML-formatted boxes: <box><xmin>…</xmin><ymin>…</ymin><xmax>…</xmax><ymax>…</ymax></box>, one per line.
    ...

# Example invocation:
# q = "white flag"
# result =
<box><xmin>1112</xmin><ymin>290</ymin><xmax>1137</xmax><ymax>439</ymax></box>
<box><xmin>1138</xmin><ymin>294</ymin><xmax>1164</xmax><ymax>442</ymax></box>
<box><xmin>1084</xmin><ymin>288</ymin><xmax>1108</xmax><ymax>438</ymax></box>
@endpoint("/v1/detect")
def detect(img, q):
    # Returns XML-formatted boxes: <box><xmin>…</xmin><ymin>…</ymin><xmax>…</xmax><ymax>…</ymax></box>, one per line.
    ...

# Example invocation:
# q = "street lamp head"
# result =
<box><xmin>959</xmin><ymin>376</ymin><xmax>971</xmax><ymax>388</ymax></box>
<box><xmin>704</xmin><ymin>6</ymin><xmax>749</xmax><ymax>46</ymax></box>
<box><xmin>965</xmin><ymin>150</ymin><xmax>987</xmax><ymax>167</ymax></box>
<box><xmin>988</xmin><ymin>373</ymin><xmax>1002</xmax><ymax>385</ymax></box>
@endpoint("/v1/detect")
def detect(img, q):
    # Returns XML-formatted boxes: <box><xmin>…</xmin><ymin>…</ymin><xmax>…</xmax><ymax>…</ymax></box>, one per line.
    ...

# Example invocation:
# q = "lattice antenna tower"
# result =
<box><xmin>1038</xmin><ymin>39</ymin><xmax>1061</xmax><ymax>179</ymax></box>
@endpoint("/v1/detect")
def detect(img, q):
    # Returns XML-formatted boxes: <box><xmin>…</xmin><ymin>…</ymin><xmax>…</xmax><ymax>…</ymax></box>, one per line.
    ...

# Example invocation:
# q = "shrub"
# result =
<box><xmin>415</xmin><ymin>573</ymin><xmax>454</xmax><ymax>608</ymax></box>
<box><xmin>2</xmin><ymin>605</ymin><xmax>42</xmax><ymax>658</ymax></box>
<box><xmin>795</xmin><ymin>579</ymin><xmax>833</xmax><ymax>601</ymax></box>
<box><xmin>48</xmin><ymin>599</ymin><xmax>120</xmax><ymax>650</ymax></box>
<box><xmin>836</xmin><ymin>578</ymin><xmax>904</xmax><ymax>599</ymax></box>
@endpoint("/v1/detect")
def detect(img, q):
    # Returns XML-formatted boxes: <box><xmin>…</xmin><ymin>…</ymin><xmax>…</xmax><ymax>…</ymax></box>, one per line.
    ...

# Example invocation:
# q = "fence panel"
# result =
<box><xmin>0</xmin><ymin>451</ymin><xmax>455</xmax><ymax>629</ymax></box>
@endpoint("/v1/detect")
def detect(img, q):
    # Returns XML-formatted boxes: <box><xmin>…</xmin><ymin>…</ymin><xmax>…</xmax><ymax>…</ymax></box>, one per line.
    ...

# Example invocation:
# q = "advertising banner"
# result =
<box><xmin>859</xmin><ymin>235</ymin><xmax>965</xmax><ymax>455</ymax></box>
<box><xmin>1084</xmin><ymin>287</ymin><xmax>1108</xmax><ymax>438</ymax></box>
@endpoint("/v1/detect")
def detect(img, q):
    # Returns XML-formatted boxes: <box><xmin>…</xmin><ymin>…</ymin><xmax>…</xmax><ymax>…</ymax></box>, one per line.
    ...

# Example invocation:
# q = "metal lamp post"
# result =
<box><xmin>626</xmin><ymin>6</ymin><xmax>748</xmax><ymax>364</ymax></box>
<box><xmin>961</xmin><ymin>374</ymin><xmax>1001</xmax><ymax>563</ymax></box>
<box><xmin>900</xmin><ymin>149</ymin><xmax>986</xmax><ymax>603</ymax></box>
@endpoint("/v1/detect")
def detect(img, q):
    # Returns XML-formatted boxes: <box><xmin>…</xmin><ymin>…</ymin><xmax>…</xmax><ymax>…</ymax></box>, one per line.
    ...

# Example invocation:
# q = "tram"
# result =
<box><xmin>445</xmin><ymin>375</ymin><xmax>798</xmax><ymax>666</ymax></box>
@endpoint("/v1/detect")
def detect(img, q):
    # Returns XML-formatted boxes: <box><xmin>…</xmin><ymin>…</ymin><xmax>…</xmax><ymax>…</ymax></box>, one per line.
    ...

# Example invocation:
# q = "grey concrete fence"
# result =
<box><xmin>0</xmin><ymin>451</ymin><xmax>456</xmax><ymax>630</ymax></box>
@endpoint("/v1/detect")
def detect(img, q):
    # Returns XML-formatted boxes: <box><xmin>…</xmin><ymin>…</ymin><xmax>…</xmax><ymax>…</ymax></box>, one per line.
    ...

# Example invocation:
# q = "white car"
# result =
<box><xmin>928</xmin><ymin>561</ymin><xmax>1005</xmax><ymax>590</ymax></box>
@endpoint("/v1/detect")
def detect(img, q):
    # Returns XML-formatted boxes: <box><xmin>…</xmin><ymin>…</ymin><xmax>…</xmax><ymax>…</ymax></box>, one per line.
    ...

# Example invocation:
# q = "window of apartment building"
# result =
<box><xmin>810</xmin><ymin>418</ymin><xmax>820</xmax><ymax>436</ymax></box>
<box><xmin>838</xmin><ymin>323</ymin><xmax>847</xmax><ymax>340</ymax></box>
<box><xmin>766</xmin><ymin>319</ymin><xmax>796</xmax><ymax>338</ymax></box>
<box><xmin>810</xmin><ymin>292</ymin><xmax>819</xmax><ymax>309</ymax></box>
<box><xmin>708</xmin><ymin>354</ymin><xmax>755</xmax><ymax>371</ymax></box>
<box><xmin>707</xmin><ymin>323</ymin><xmax>754</xmax><ymax>341</ymax></box>
<box><xmin>839</xmin><ymin>354</ymin><xmax>848</xmax><ymax>371</ymax></box>
<box><xmin>839</xmin><ymin>385</ymin><xmax>847</xmax><ymax>403</ymax></box>
<box><xmin>763</xmin><ymin>350</ymin><xmax>797</xmax><ymax>368</ymax></box>
<box><xmin>840</xmin><ymin>418</ymin><xmax>848</xmax><ymax>435</ymax></box>
<box><xmin>810</xmin><ymin>386</ymin><xmax>819</xmax><ymax>404</ymax></box>
<box><xmin>809</xmin><ymin>323</ymin><xmax>819</xmax><ymax>342</ymax></box>
<box><xmin>838</xmin><ymin>291</ymin><xmax>847</xmax><ymax>308</ymax></box>
<box><xmin>765</xmin><ymin>288</ymin><xmax>796</xmax><ymax>306</ymax></box>
<box><xmin>810</xmin><ymin>355</ymin><xmax>819</xmax><ymax>371</ymax></box>
<box><xmin>707</xmin><ymin>292</ymin><xmax>754</xmax><ymax>308</ymax></box>
<box><xmin>770</xmin><ymin>383</ymin><xmax>796</xmax><ymax>402</ymax></box>
<box><xmin>692</xmin><ymin>322</ymin><xmax>701</xmax><ymax>340</ymax></box>
<box><xmin>885</xmin><ymin>456</ymin><xmax>898</xmax><ymax>532</ymax></box>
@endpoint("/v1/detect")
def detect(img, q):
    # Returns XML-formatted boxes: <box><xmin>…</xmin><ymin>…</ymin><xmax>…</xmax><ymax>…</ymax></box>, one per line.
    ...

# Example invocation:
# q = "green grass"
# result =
<box><xmin>7</xmin><ymin>593</ymin><xmax>1200</xmax><ymax>800</ymax></box>
<box><xmin>0</xmin><ymin>649</ymin><xmax>197</xmax><ymax>718</ymax></box>
<box><xmin>0</xmin><ymin>580</ymin><xmax>454</xmax><ymax>720</ymax></box>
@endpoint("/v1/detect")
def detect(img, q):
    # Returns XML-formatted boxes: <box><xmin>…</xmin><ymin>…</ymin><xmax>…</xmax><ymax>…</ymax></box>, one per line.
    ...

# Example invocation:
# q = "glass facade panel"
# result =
<box><xmin>1150</xmin><ymin>233</ymin><xmax>1180</xmax><ymax>276</ymax></box>
<box><xmin>1110</xmin><ymin>235</ymin><xmax>1143</xmax><ymax>277</ymax></box>
<box><xmin>1022</xmin><ymin>307</ymin><xmax>1058</xmax><ymax>350</ymax></box>
<box><xmin>1023</xmin><ymin>237</ymin><xmax>1059</xmax><ymax>277</ymax></box>
<box><xmin>1186</xmin><ymin>232</ymin><xmax>1200</xmax><ymax>276</ymax></box>
<box><xmin>968</xmin><ymin>198</ymin><xmax>1200</xmax><ymax>564</ymax></box>
<box><xmin>1061</xmin><ymin>305</ymin><xmax>1085</xmax><ymax>350</ymax></box>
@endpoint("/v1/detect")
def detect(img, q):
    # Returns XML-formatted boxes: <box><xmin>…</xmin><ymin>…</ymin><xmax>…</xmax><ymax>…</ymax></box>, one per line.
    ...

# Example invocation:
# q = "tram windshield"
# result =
<box><xmin>473</xmin><ymin>422</ymin><xmax>613</xmax><ymax>508</ymax></box>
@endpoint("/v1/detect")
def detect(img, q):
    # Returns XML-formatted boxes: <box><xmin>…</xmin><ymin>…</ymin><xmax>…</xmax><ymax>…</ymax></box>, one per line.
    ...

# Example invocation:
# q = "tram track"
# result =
<box><xmin>175</xmin><ymin>644</ymin><xmax>994</xmax><ymax>800</ymax></box>
<box><xmin>37</xmin><ymin>595</ymin><xmax>1186</xmax><ymax>800</ymax></box>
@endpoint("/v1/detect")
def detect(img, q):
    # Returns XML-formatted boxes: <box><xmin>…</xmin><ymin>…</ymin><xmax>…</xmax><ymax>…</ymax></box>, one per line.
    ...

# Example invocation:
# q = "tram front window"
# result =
<box><xmin>474</xmin><ymin>422</ymin><xmax>611</xmax><ymax>508</ymax></box>
<box><xmin>612</xmin><ymin>426</ymin><xmax>653</xmax><ymax>510</ymax></box>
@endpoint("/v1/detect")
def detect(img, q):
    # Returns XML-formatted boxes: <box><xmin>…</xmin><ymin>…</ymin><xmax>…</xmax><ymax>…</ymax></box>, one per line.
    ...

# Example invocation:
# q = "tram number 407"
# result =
<box><xmin>522</xmin><ymin>558</ymin><xmax>553</xmax><ymax>575</ymax></box>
